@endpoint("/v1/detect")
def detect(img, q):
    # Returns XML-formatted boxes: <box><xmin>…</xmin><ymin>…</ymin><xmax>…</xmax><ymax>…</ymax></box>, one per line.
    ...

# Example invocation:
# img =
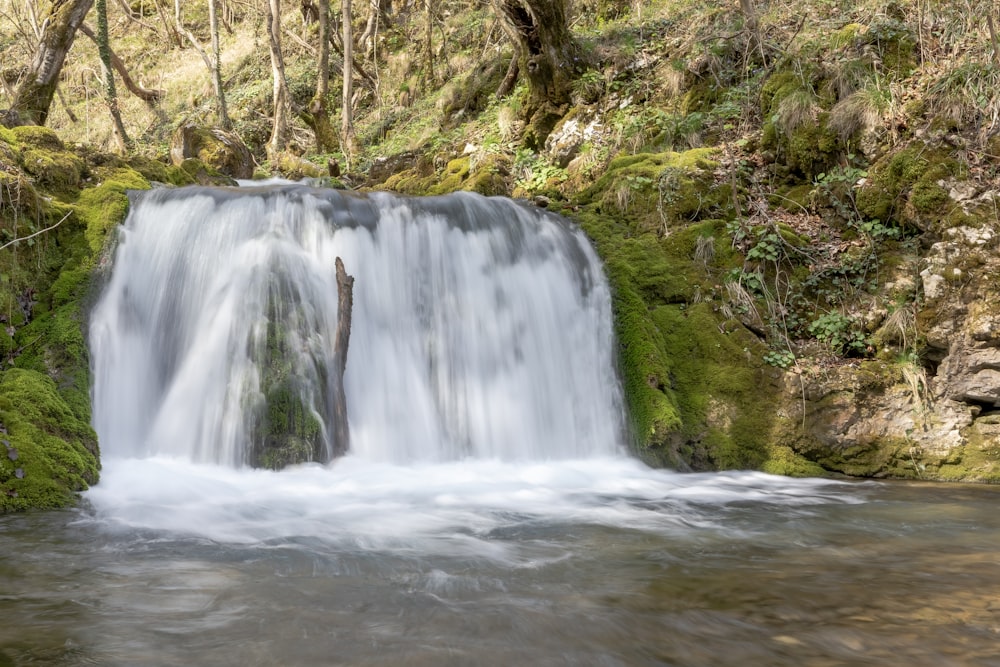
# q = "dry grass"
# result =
<box><xmin>775</xmin><ymin>89</ymin><xmax>818</xmax><ymax>138</ymax></box>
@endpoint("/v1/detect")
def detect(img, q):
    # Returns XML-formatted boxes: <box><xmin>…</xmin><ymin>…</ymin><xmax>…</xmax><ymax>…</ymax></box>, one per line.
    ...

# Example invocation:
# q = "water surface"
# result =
<box><xmin>3</xmin><ymin>459</ymin><xmax>999</xmax><ymax>666</ymax></box>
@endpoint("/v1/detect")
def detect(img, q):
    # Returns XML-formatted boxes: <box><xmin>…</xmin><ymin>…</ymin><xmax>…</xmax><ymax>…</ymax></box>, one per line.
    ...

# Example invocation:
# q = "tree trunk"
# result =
<box><xmin>306</xmin><ymin>0</ymin><xmax>338</xmax><ymax>152</ymax></box>
<box><xmin>96</xmin><ymin>0</ymin><xmax>130</xmax><ymax>152</ymax></box>
<box><xmin>330</xmin><ymin>256</ymin><xmax>353</xmax><ymax>457</ymax></box>
<box><xmin>208</xmin><ymin>0</ymin><xmax>232</xmax><ymax>129</ymax></box>
<box><xmin>267</xmin><ymin>0</ymin><xmax>291</xmax><ymax>160</ymax></box>
<box><xmin>358</xmin><ymin>0</ymin><xmax>389</xmax><ymax>58</ymax></box>
<box><xmin>12</xmin><ymin>0</ymin><xmax>95</xmax><ymax>126</ymax></box>
<box><xmin>424</xmin><ymin>0</ymin><xmax>433</xmax><ymax>86</ymax></box>
<box><xmin>341</xmin><ymin>0</ymin><xmax>356</xmax><ymax>164</ymax></box>
<box><xmin>739</xmin><ymin>0</ymin><xmax>765</xmax><ymax>66</ymax></box>
<box><xmin>493</xmin><ymin>0</ymin><xmax>584</xmax><ymax>147</ymax></box>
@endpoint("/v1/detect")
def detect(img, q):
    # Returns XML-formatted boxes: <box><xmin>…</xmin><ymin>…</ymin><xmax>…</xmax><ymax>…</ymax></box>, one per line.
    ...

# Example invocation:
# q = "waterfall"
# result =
<box><xmin>89</xmin><ymin>185</ymin><xmax>625</xmax><ymax>467</ymax></box>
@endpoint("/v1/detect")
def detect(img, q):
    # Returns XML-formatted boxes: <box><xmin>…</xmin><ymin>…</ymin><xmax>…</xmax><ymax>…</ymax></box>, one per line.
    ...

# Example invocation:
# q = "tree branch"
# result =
<box><xmin>0</xmin><ymin>211</ymin><xmax>72</xmax><ymax>253</ymax></box>
<box><xmin>79</xmin><ymin>22</ymin><xmax>164</xmax><ymax>103</ymax></box>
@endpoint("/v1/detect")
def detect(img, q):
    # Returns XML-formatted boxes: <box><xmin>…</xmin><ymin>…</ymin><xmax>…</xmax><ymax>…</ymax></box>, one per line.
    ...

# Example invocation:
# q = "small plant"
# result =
<box><xmin>763</xmin><ymin>348</ymin><xmax>796</xmax><ymax>368</ymax></box>
<box><xmin>809</xmin><ymin>311</ymin><xmax>869</xmax><ymax>356</ymax></box>
<box><xmin>513</xmin><ymin>149</ymin><xmax>565</xmax><ymax>192</ymax></box>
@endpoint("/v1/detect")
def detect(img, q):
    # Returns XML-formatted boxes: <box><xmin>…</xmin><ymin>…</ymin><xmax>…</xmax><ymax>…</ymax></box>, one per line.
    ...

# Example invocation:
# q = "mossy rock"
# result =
<box><xmin>760</xmin><ymin>72</ymin><xmax>841</xmax><ymax>179</ymax></box>
<box><xmin>429</xmin><ymin>156</ymin><xmax>471</xmax><ymax>195</ymax></box>
<box><xmin>176</xmin><ymin>158</ymin><xmax>237</xmax><ymax>186</ymax></box>
<box><xmin>170</xmin><ymin>124</ymin><xmax>254</xmax><ymax>179</ymax></box>
<box><xmin>275</xmin><ymin>152</ymin><xmax>323</xmax><ymax>179</ymax></box>
<box><xmin>578</xmin><ymin>148</ymin><xmax>726</xmax><ymax>234</ymax></box>
<box><xmin>0</xmin><ymin>170</ymin><xmax>43</xmax><ymax>228</ymax></box>
<box><xmin>856</xmin><ymin>142</ymin><xmax>961</xmax><ymax>231</ymax></box>
<box><xmin>249</xmin><ymin>293</ymin><xmax>327</xmax><ymax>470</ymax></box>
<box><xmin>74</xmin><ymin>167</ymin><xmax>150</xmax><ymax>255</ymax></box>
<box><xmin>126</xmin><ymin>155</ymin><xmax>174</xmax><ymax>184</ymax></box>
<box><xmin>10</xmin><ymin>125</ymin><xmax>65</xmax><ymax>152</ymax></box>
<box><xmin>573</xmin><ymin>202</ymin><xmax>780</xmax><ymax>471</ymax></box>
<box><xmin>8</xmin><ymin>126</ymin><xmax>87</xmax><ymax>194</ymax></box>
<box><xmin>0</xmin><ymin>368</ymin><xmax>99</xmax><ymax>512</ymax></box>
<box><xmin>761</xmin><ymin>443</ymin><xmax>829</xmax><ymax>477</ymax></box>
<box><xmin>650</xmin><ymin>302</ymin><xmax>777</xmax><ymax>470</ymax></box>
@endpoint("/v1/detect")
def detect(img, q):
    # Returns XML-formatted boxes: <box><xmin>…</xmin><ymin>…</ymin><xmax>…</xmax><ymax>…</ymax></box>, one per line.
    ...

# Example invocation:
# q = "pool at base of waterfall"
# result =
<box><xmin>3</xmin><ymin>461</ymin><xmax>1000</xmax><ymax>666</ymax></box>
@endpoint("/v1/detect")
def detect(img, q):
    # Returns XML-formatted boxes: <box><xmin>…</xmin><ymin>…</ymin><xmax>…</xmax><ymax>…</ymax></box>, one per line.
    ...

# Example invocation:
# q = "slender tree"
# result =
<box><xmin>173</xmin><ymin>0</ymin><xmax>231</xmax><ymax>128</ymax></box>
<box><xmin>95</xmin><ymin>0</ymin><xmax>130</xmax><ymax>151</ymax></box>
<box><xmin>306</xmin><ymin>0</ymin><xmax>338</xmax><ymax>152</ymax></box>
<box><xmin>12</xmin><ymin>0</ymin><xmax>95</xmax><ymax>125</ymax></box>
<box><xmin>79</xmin><ymin>23</ymin><xmax>165</xmax><ymax>104</ymax></box>
<box><xmin>266</xmin><ymin>0</ymin><xmax>291</xmax><ymax>160</ymax></box>
<box><xmin>341</xmin><ymin>0</ymin><xmax>356</xmax><ymax>164</ymax></box>
<box><xmin>208</xmin><ymin>0</ymin><xmax>232</xmax><ymax>129</ymax></box>
<box><xmin>424</xmin><ymin>0</ymin><xmax>433</xmax><ymax>85</ymax></box>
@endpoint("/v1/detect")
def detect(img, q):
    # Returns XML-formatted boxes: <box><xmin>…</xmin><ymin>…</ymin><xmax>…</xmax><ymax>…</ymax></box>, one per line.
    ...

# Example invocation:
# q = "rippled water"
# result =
<box><xmin>3</xmin><ymin>458</ymin><xmax>1000</xmax><ymax>666</ymax></box>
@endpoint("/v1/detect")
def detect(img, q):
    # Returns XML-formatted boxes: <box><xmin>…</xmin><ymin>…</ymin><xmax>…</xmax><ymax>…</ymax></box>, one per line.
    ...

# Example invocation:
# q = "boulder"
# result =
<box><xmin>170</xmin><ymin>124</ymin><xmax>254</xmax><ymax>179</ymax></box>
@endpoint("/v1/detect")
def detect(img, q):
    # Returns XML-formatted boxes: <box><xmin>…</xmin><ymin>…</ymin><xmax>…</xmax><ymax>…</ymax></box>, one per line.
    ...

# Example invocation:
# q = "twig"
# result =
<box><xmin>988</xmin><ymin>12</ymin><xmax>1000</xmax><ymax>66</ymax></box>
<box><xmin>0</xmin><ymin>211</ymin><xmax>72</xmax><ymax>252</ymax></box>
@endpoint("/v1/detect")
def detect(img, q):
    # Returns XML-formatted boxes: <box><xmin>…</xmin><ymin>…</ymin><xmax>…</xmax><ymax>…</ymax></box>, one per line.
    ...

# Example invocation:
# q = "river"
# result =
<box><xmin>3</xmin><ymin>459</ymin><xmax>1000</xmax><ymax>666</ymax></box>
<box><xmin>5</xmin><ymin>186</ymin><xmax>998</xmax><ymax>665</ymax></box>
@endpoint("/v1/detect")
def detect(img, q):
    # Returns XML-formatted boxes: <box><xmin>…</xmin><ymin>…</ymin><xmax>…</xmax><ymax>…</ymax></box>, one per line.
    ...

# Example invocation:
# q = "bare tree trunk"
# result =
<box><xmin>424</xmin><ymin>0</ymin><xmax>433</xmax><ymax>86</ymax></box>
<box><xmin>495</xmin><ymin>53</ymin><xmax>518</xmax><ymax>98</ymax></box>
<box><xmin>209</xmin><ymin>0</ymin><xmax>232</xmax><ymax>128</ymax></box>
<box><xmin>493</xmin><ymin>0</ymin><xmax>585</xmax><ymax>147</ymax></box>
<box><xmin>739</xmin><ymin>0</ymin><xmax>766</xmax><ymax>66</ymax></box>
<box><xmin>341</xmin><ymin>0</ymin><xmax>356</xmax><ymax>164</ymax></box>
<box><xmin>173</xmin><ymin>1</ymin><xmax>231</xmax><ymax>127</ymax></box>
<box><xmin>267</xmin><ymin>0</ymin><xmax>291</xmax><ymax>160</ymax></box>
<box><xmin>95</xmin><ymin>0</ymin><xmax>130</xmax><ymax>152</ymax></box>
<box><xmin>330</xmin><ymin>256</ymin><xmax>353</xmax><ymax>457</ymax></box>
<box><xmin>79</xmin><ymin>23</ymin><xmax>165</xmax><ymax>103</ymax></box>
<box><xmin>306</xmin><ymin>0</ymin><xmax>338</xmax><ymax>151</ymax></box>
<box><xmin>358</xmin><ymin>0</ymin><xmax>388</xmax><ymax>58</ymax></box>
<box><xmin>327</xmin><ymin>24</ymin><xmax>378</xmax><ymax>90</ymax></box>
<box><xmin>12</xmin><ymin>0</ymin><xmax>95</xmax><ymax>125</ymax></box>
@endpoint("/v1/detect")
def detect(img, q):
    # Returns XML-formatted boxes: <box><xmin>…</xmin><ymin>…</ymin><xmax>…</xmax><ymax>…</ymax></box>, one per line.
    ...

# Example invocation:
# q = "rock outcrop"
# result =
<box><xmin>170</xmin><ymin>124</ymin><xmax>254</xmax><ymax>180</ymax></box>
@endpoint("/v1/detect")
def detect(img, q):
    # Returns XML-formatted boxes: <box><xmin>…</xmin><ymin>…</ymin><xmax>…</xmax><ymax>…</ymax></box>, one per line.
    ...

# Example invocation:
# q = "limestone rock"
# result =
<box><xmin>545</xmin><ymin>114</ymin><xmax>602</xmax><ymax>168</ymax></box>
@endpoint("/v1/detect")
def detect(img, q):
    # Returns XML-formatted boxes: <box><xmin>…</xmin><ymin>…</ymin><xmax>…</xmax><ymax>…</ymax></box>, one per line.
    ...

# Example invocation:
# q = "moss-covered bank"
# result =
<box><xmin>0</xmin><ymin>125</ymin><xmax>153</xmax><ymax>511</ymax></box>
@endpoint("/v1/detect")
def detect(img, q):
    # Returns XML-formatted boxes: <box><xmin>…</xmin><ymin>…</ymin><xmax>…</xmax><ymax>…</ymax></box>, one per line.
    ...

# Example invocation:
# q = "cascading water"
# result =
<box><xmin>89</xmin><ymin>185</ymin><xmax>625</xmax><ymax>467</ymax></box>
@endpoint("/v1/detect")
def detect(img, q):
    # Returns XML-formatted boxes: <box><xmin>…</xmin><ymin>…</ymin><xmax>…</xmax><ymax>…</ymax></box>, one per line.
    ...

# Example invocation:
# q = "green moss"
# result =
<box><xmin>127</xmin><ymin>155</ymin><xmax>173</xmax><ymax>183</ymax></box>
<box><xmin>578</xmin><ymin>149</ymin><xmax>725</xmax><ymax>234</ymax></box>
<box><xmin>936</xmin><ymin>424</ymin><xmax>1000</xmax><ymax>482</ymax></box>
<box><xmin>832</xmin><ymin>23</ymin><xmax>866</xmax><ymax>47</ymax></box>
<box><xmin>0</xmin><ymin>170</ymin><xmax>43</xmax><ymax>233</ymax></box>
<box><xmin>761</xmin><ymin>444</ymin><xmax>828</xmax><ymax>477</ymax></box>
<box><xmin>856</xmin><ymin>143</ymin><xmax>961</xmax><ymax>229</ymax></box>
<box><xmin>382</xmin><ymin>167</ymin><xmax>437</xmax><ymax>195</ymax></box>
<box><xmin>651</xmin><ymin>303</ymin><xmax>775</xmax><ymax>470</ymax></box>
<box><xmin>0</xmin><ymin>368</ymin><xmax>99</xmax><ymax>512</ymax></box>
<box><xmin>10</xmin><ymin>126</ymin><xmax>65</xmax><ymax>151</ymax></box>
<box><xmin>250</xmin><ymin>296</ymin><xmax>327</xmax><ymax>470</ymax></box>
<box><xmin>429</xmin><ymin>156</ymin><xmax>471</xmax><ymax>195</ymax></box>
<box><xmin>176</xmin><ymin>158</ymin><xmax>235</xmax><ymax>186</ymax></box>
<box><xmin>19</xmin><ymin>147</ymin><xmax>86</xmax><ymax>192</ymax></box>
<box><xmin>74</xmin><ymin>167</ymin><xmax>149</xmax><ymax>254</ymax></box>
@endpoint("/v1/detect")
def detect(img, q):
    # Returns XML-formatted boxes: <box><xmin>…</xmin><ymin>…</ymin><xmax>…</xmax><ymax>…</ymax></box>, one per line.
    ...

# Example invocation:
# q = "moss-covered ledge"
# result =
<box><xmin>0</xmin><ymin>369</ymin><xmax>99</xmax><ymax>511</ymax></box>
<box><xmin>0</xmin><ymin>125</ymin><xmax>151</xmax><ymax>511</ymax></box>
